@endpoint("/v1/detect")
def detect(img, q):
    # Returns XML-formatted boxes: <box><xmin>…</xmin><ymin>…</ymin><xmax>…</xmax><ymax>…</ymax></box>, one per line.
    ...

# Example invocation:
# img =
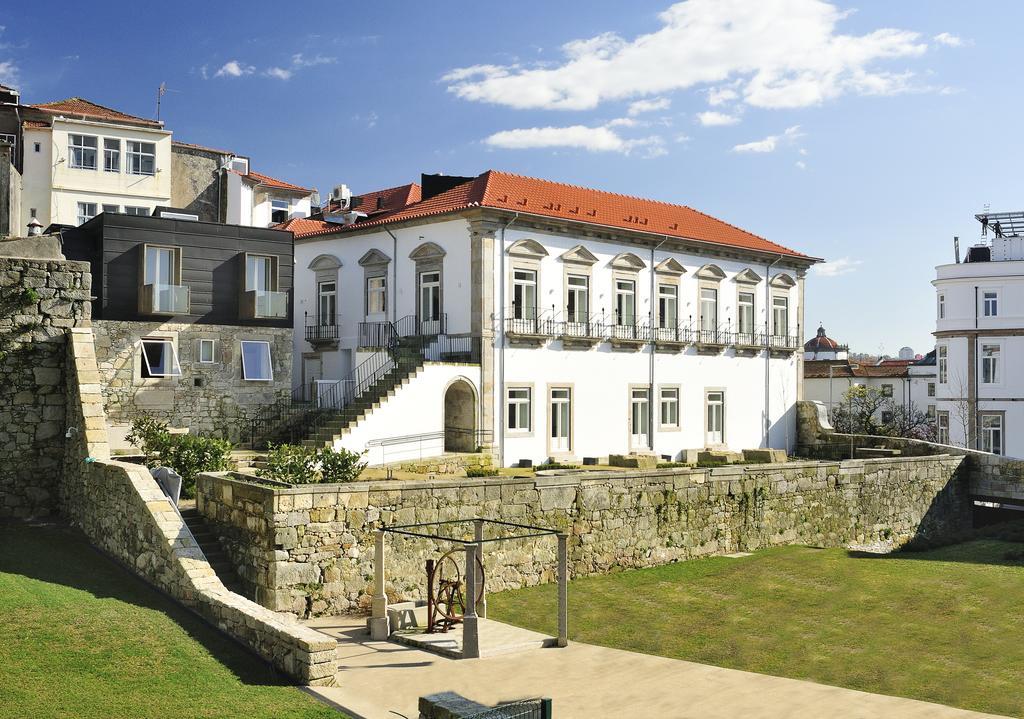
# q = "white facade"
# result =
<box><xmin>933</xmin><ymin>248</ymin><xmax>1024</xmax><ymax>456</ymax></box>
<box><xmin>293</xmin><ymin>212</ymin><xmax>810</xmax><ymax>467</ymax></box>
<box><xmin>20</xmin><ymin>118</ymin><xmax>171</xmax><ymax>230</ymax></box>
<box><xmin>224</xmin><ymin>165</ymin><xmax>313</xmax><ymax>228</ymax></box>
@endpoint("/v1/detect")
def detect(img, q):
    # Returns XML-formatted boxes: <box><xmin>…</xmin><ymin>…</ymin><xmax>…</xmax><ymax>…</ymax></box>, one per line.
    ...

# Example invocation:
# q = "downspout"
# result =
<box><xmin>972</xmin><ymin>285</ymin><xmax>979</xmax><ymax>448</ymax></box>
<box><xmin>764</xmin><ymin>255</ymin><xmax>783</xmax><ymax>448</ymax></box>
<box><xmin>498</xmin><ymin>213</ymin><xmax>519</xmax><ymax>468</ymax></box>
<box><xmin>384</xmin><ymin>227</ymin><xmax>399</xmax><ymax>324</ymax></box>
<box><xmin>648</xmin><ymin>237</ymin><xmax>668</xmax><ymax>453</ymax></box>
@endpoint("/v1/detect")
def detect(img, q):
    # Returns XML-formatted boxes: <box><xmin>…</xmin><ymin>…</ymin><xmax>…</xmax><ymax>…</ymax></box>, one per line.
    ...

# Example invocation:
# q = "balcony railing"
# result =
<box><xmin>305</xmin><ymin>312</ymin><xmax>339</xmax><ymax>344</ymax></box>
<box><xmin>504</xmin><ymin>308</ymin><xmax>558</xmax><ymax>340</ymax></box>
<box><xmin>140</xmin><ymin>283</ymin><xmax>189</xmax><ymax>315</ymax></box>
<box><xmin>558</xmin><ymin>314</ymin><xmax>607</xmax><ymax>341</ymax></box>
<box><xmin>242</xmin><ymin>289</ymin><xmax>288</xmax><ymax>319</ymax></box>
<box><xmin>608</xmin><ymin>320</ymin><xmax>652</xmax><ymax>342</ymax></box>
<box><xmin>653</xmin><ymin>324</ymin><xmax>692</xmax><ymax>345</ymax></box>
<box><xmin>765</xmin><ymin>332</ymin><xmax>802</xmax><ymax>351</ymax></box>
<box><xmin>695</xmin><ymin>327</ymin><xmax>731</xmax><ymax>346</ymax></box>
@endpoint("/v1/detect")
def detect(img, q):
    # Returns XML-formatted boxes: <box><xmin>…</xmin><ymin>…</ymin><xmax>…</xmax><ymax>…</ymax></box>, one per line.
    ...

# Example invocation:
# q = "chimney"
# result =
<box><xmin>27</xmin><ymin>217</ymin><xmax>43</xmax><ymax>236</ymax></box>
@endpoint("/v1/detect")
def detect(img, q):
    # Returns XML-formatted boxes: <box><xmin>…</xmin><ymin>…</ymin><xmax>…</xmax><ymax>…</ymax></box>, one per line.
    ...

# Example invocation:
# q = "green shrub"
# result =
<box><xmin>465</xmin><ymin>467</ymin><xmax>499</xmax><ymax>477</ymax></box>
<box><xmin>534</xmin><ymin>462</ymin><xmax>579</xmax><ymax>472</ymax></box>
<box><xmin>20</xmin><ymin>287</ymin><xmax>40</xmax><ymax>305</ymax></box>
<box><xmin>657</xmin><ymin>462</ymin><xmax>691</xmax><ymax>469</ymax></box>
<box><xmin>696</xmin><ymin>460</ymin><xmax>727</xmax><ymax>468</ymax></box>
<box><xmin>126</xmin><ymin>416</ymin><xmax>232</xmax><ymax>498</ymax></box>
<box><xmin>257</xmin><ymin>444</ymin><xmax>367</xmax><ymax>484</ymax></box>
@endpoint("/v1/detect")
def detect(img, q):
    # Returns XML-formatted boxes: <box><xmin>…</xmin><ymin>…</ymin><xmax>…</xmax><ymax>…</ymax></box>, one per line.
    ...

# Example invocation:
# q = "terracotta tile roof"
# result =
<box><xmin>342</xmin><ymin>183</ymin><xmax>422</xmax><ymax>215</ymax></box>
<box><xmin>245</xmin><ymin>170</ymin><xmax>312</xmax><ymax>194</ymax></box>
<box><xmin>30</xmin><ymin>97</ymin><xmax>162</xmax><ymax>128</ymax></box>
<box><xmin>804</xmin><ymin>360</ymin><xmax>909</xmax><ymax>379</ymax></box>
<box><xmin>173</xmin><ymin>139</ymin><xmax>235</xmax><ymax>156</ymax></box>
<box><xmin>290</xmin><ymin>170</ymin><xmax>815</xmax><ymax>260</ymax></box>
<box><xmin>22</xmin><ymin>119</ymin><xmax>49</xmax><ymax>129</ymax></box>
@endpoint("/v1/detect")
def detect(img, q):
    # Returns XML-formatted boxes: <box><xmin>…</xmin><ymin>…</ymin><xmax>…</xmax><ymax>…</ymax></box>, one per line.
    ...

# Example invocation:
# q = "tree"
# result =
<box><xmin>830</xmin><ymin>385</ymin><xmax>936</xmax><ymax>440</ymax></box>
<box><xmin>882</xmin><ymin>400</ymin><xmax>935</xmax><ymax>441</ymax></box>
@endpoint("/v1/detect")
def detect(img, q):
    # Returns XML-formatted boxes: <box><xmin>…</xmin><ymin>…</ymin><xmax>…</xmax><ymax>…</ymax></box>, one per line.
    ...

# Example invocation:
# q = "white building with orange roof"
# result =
<box><xmin>266</xmin><ymin>171</ymin><xmax>820</xmax><ymax>467</ymax></box>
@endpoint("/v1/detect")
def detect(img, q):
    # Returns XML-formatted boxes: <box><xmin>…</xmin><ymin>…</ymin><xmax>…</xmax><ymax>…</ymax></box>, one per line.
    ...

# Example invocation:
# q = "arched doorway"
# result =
<box><xmin>443</xmin><ymin>379</ymin><xmax>477</xmax><ymax>452</ymax></box>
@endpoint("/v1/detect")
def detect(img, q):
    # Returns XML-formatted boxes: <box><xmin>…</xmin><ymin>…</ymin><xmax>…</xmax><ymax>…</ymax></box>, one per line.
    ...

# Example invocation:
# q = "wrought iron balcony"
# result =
<box><xmin>504</xmin><ymin>309</ymin><xmax>557</xmax><ymax>344</ymax></box>
<box><xmin>305</xmin><ymin>312</ymin><xmax>340</xmax><ymax>346</ymax></box>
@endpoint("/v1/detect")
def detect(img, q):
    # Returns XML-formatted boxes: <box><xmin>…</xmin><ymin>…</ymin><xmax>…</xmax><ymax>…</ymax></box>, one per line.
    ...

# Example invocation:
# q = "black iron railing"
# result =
<box><xmin>396</xmin><ymin>313</ymin><xmax>446</xmax><ymax>338</ymax></box>
<box><xmin>608</xmin><ymin>320</ymin><xmax>652</xmax><ymax>342</ymax></box>
<box><xmin>305</xmin><ymin>312</ymin><xmax>339</xmax><ymax>343</ymax></box>
<box><xmin>652</xmin><ymin>324</ymin><xmax>693</xmax><ymax>344</ymax></box>
<box><xmin>557</xmin><ymin>313</ymin><xmax>606</xmax><ymax>340</ymax></box>
<box><xmin>695</xmin><ymin>327</ymin><xmax>732</xmax><ymax>345</ymax></box>
<box><xmin>764</xmin><ymin>332</ymin><xmax>802</xmax><ymax>351</ymax></box>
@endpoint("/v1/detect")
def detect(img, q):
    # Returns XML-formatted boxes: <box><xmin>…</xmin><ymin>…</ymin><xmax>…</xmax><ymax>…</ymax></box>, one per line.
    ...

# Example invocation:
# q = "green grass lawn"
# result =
<box><xmin>490</xmin><ymin>542</ymin><xmax>1024</xmax><ymax>718</ymax></box>
<box><xmin>0</xmin><ymin>522</ymin><xmax>343</xmax><ymax>719</ymax></box>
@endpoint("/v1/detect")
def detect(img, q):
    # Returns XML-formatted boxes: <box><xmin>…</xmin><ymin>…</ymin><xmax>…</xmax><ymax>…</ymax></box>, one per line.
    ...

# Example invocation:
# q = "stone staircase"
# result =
<box><xmin>179</xmin><ymin>507</ymin><xmax>247</xmax><ymax>597</ymax></box>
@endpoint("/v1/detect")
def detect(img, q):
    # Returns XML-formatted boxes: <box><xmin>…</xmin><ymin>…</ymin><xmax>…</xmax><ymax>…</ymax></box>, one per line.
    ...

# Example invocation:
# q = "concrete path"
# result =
<box><xmin>305</xmin><ymin>616</ymin><xmax>1006</xmax><ymax>719</ymax></box>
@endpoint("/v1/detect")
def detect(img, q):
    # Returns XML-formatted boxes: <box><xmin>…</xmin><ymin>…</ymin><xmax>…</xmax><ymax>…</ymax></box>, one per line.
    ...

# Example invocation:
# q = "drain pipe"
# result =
<box><xmin>764</xmin><ymin>254</ymin><xmax>783</xmax><ymax>448</ymax></box>
<box><xmin>384</xmin><ymin>227</ymin><xmax>399</xmax><ymax>324</ymax></box>
<box><xmin>498</xmin><ymin>213</ymin><xmax>519</xmax><ymax>468</ymax></box>
<box><xmin>648</xmin><ymin>236</ymin><xmax>668</xmax><ymax>453</ymax></box>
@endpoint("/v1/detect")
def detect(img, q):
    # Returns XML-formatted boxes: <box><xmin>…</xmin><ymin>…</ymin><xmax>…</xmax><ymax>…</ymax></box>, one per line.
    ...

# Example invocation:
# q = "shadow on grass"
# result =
<box><xmin>0</xmin><ymin>519</ymin><xmax>295</xmax><ymax>689</ymax></box>
<box><xmin>846</xmin><ymin>538</ymin><xmax>1024</xmax><ymax>567</ymax></box>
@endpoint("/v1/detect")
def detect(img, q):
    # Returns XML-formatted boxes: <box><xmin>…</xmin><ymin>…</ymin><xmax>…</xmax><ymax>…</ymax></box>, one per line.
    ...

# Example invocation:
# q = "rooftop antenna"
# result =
<box><xmin>155</xmin><ymin>83</ymin><xmax>181</xmax><ymax>121</ymax></box>
<box><xmin>954</xmin><ymin>236</ymin><xmax>960</xmax><ymax>263</ymax></box>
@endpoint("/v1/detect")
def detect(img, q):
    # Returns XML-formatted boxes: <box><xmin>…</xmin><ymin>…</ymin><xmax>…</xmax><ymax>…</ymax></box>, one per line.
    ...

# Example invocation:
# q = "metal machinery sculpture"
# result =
<box><xmin>426</xmin><ymin>547</ymin><xmax>485</xmax><ymax>633</ymax></box>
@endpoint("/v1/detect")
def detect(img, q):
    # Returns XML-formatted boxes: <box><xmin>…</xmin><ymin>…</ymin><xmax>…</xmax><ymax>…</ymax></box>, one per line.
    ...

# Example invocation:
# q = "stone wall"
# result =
<box><xmin>94</xmin><ymin>319</ymin><xmax>292</xmax><ymax>443</ymax></box>
<box><xmin>0</xmin><ymin>256</ymin><xmax>90</xmax><ymax>518</ymax></box>
<box><xmin>60</xmin><ymin>327</ymin><xmax>337</xmax><ymax>684</ymax></box>
<box><xmin>197</xmin><ymin>452</ymin><xmax>971</xmax><ymax>616</ymax></box>
<box><xmin>170</xmin><ymin>144</ymin><xmax>224</xmax><ymax>223</ymax></box>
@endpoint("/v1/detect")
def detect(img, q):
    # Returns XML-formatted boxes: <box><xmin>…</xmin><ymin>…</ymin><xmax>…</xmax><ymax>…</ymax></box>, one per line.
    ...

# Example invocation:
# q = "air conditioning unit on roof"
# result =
<box><xmin>331</xmin><ymin>184</ymin><xmax>352</xmax><ymax>209</ymax></box>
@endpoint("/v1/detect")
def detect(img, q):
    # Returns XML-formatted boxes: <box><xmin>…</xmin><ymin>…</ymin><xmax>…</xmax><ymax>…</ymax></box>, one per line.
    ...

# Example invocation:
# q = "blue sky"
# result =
<box><xmin>4</xmin><ymin>1</ymin><xmax>1022</xmax><ymax>355</ymax></box>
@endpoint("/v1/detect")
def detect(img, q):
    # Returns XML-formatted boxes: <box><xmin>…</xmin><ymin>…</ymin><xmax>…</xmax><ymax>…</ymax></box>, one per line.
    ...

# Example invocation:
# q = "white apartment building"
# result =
<box><xmin>804</xmin><ymin>355</ymin><xmax>937</xmax><ymax>426</ymax></box>
<box><xmin>278</xmin><ymin>171</ymin><xmax>818</xmax><ymax>467</ymax></box>
<box><xmin>933</xmin><ymin>211</ymin><xmax>1024</xmax><ymax>456</ymax></box>
<box><xmin>19</xmin><ymin>98</ymin><xmax>172</xmax><ymax>229</ymax></box>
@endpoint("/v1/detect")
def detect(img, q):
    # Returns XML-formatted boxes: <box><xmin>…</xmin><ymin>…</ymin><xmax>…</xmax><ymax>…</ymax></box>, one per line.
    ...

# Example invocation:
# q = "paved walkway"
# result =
<box><xmin>305</xmin><ymin>615</ymin><xmax>1006</xmax><ymax>719</ymax></box>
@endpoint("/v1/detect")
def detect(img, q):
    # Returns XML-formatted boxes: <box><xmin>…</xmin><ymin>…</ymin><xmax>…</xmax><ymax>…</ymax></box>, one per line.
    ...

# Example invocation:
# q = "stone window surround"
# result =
<box><xmin>979</xmin><ymin>409</ymin><xmax>1006</xmax><ymax>454</ymax></box>
<box><xmin>654</xmin><ymin>258</ymin><xmax>685</xmax><ymax>328</ymax></box>
<box><xmin>545</xmin><ymin>383</ymin><xmax>575</xmax><ymax>460</ymax></box>
<box><xmin>935</xmin><ymin>409</ymin><xmax>950</xmax><ymax>443</ymax></box>
<box><xmin>695</xmin><ymin>264</ymin><xmax>726</xmax><ymax>331</ymax></box>
<box><xmin>980</xmin><ymin>341</ymin><xmax>1002</xmax><ymax>386</ymax></box>
<box><xmin>609</xmin><ymin>254</ymin><xmax>646</xmax><ymax>326</ymax></box>
<box><xmin>506</xmin><ymin>240</ymin><xmax>548</xmax><ymax>317</ymax></box>
<box><xmin>358</xmin><ymin>249</ymin><xmax>391</xmax><ymax>319</ymax></box>
<box><xmin>733</xmin><ymin>269</ymin><xmax>762</xmax><ymax>335</ymax></box>
<box><xmin>704</xmin><ymin>386</ymin><xmax>727</xmax><ymax>446</ymax></box>
<box><xmin>658</xmin><ymin>383</ymin><xmax>681</xmax><ymax>432</ymax></box>
<box><xmin>937</xmin><ymin>344</ymin><xmax>948</xmax><ymax>385</ymax></box>
<box><xmin>559</xmin><ymin>245</ymin><xmax>598</xmax><ymax>321</ymax></box>
<box><xmin>410</xmin><ymin>241</ymin><xmax>446</xmax><ymax>323</ymax></box>
<box><xmin>770</xmin><ymin>273</ymin><xmax>796</xmax><ymax>337</ymax></box>
<box><xmin>505</xmin><ymin>382</ymin><xmax>535</xmax><ymax>437</ymax></box>
<box><xmin>195</xmin><ymin>337</ymin><xmax>218</xmax><ymax>366</ymax></box>
<box><xmin>307</xmin><ymin>254</ymin><xmax>342</xmax><ymax>322</ymax></box>
<box><xmin>627</xmin><ymin>383</ymin><xmax>653</xmax><ymax>452</ymax></box>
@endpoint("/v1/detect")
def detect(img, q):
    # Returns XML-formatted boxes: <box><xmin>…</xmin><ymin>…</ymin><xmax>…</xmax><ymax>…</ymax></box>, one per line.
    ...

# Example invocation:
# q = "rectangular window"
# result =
<box><xmin>419</xmin><ymin>271</ymin><xmax>441</xmax><ymax>322</ymax></box>
<box><xmin>0</xmin><ymin>133</ymin><xmax>15</xmax><ymax>151</ymax></box>
<box><xmin>937</xmin><ymin>345</ymin><xmax>948</xmax><ymax>384</ymax></box>
<box><xmin>271</xmin><ymin>198</ymin><xmax>289</xmax><ymax>224</ymax></box>
<box><xmin>246</xmin><ymin>254</ymin><xmax>278</xmax><ymax>292</ymax></box>
<box><xmin>981</xmin><ymin>344</ymin><xmax>1000</xmax><ymax>384</ymax></box>
<box><xmin>772</xmin><ymin>295</ymin><xmax>789</xmax><ymax>336</ymax></box>
<box><xmin>881</xmin><ymin>384</ymin><xmax>893</xmax><ymax>398</ymax></box>
<box><xmin>699</xmin><ymin>287</ymin><xmax>717</xmax><ymax>331</ymax></box>
<box><xmin>658</xmin><ymin>284</ymin><xmax>677</xmax><ymax>328</ymax></box>
<box><xmin>706</xmin><ymin>390</ymin><xmax>725</xmax><ymax>445</ymax></box>
<box><xmin>240</xmin><ymin>341</ymin><xmax>273</xmax><ymax>381</ymax></box>
<box><xmin>102</xmin><ymin>204</ymin><xmax>120</xmax><ymax>215</ymax></box>
<box><xmin>197</xmin><ymin>339</ymin><xmax>216</xmax><ymax>364</ymax></box>
<box><xmin>318</xmin><ymin>281</ymin><xmax>337</xmax><ymax>324</ymax></box>
<box><xmin>981</xmin><ymin>414</ymin><xmax>1003</xmax><ymax>455</ymax></box>
<box><xmin>366</xmin><ymin>276</ymin><xmax>387</xmax><ymax>315</ymax></box>
<box><xmin>982</xmin><ymin>291</ymin><xmax>998</xmax><ymax>317</ymax></box>
<box><xmin>630</xmin><ymin>387</ymin><xmax>650</xmax><ymax>447</ymax></box>
<box><xmin>126</xmin><ymin>140</ymin><xmax>156</xmax><ymax>175</ymax></box>
<box><xmin>566</xmin><ymin>274</ymin><xmax>589</xmax><ymax>323</ymax></box>
<box><xmin>507</xmin><ymin>387</ymin><xmax>532</xmax><ymax>433</ymax></box>
<box><xmin>615</xmin><ymin>279</ymin><xmax>635</xmax><ymax>326</ymax></box>
<box><xmin>145</xmin><ymin>246</ymin><xmax>178</xmax><ymax>287</ymax></box>
<box><xmin>125</xmin><ymin>206</ymin><xmax>149</xmax><ymax>216</ymax></box>
<box><xmin>77</xmin><ymin>202</ymin><xmax>97</xmax><ymax>225</ymax></box>
<box><xmin>881</xmin><ymin>410</ymin><xmax>894</xmax><ymax>425</ymax></box>
<box><xmin>936</xmin><ymin>411</ymin><xmax>950</xmax><ymax>444</ymax></box>
<box><xmin>103</xmin><ymin>138</ymin><xmax>120</xmax><ymax>172</ymax></box>
<box><xmin>927</xmin><ymin>382</ymin><xmax>935</xmax><ymax>397</ymax></box>
<box><xmin>550</xmin><ymin>387</ymin><xmax>571</xmax><ymax>452</ymax></box>
<box><xmin>512</xmin><ymin>269</ymin><xmax>538</xmax><ymax>320</ymax></box>
<box><xmin>68</xmin><ymin>134</ymin><xmax>98</xmax><ymax>169</ymax></box>
<box><xmin>737</xmin><ymin>291</ymin><xmax>755</xmax><ymax>336</ymax></box>
<box><xmin>937</xmin><ymin>293</ymin><xmax>945</xmax><ymax>320</ymax></box>
<box><xmin>34</xmin><ymin>142</ymin><xmax>41</xmax><ymax>153</ymax></box>
<box><xmin>659</xmin><ymin>387</ymin><xmax>679</xmax><ymax>428</ymax></box>
<box><xmin>140</xmin><ymin>338</ymin><xmax>181</xmax><ymax>378</ymax></box>
<box><xmin>927</xmin><ymin>404</ymin><xmax>935</xmax><ymax>418</ymax></box>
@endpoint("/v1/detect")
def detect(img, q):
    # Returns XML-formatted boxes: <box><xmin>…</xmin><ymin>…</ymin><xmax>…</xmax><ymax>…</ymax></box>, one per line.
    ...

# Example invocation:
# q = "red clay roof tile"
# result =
<box><xmin>31</xmin><ymin>97</ymin><xmax>162</xmax><ymax>128</ymax></box>
<box><xmin>245</xmin><ymin>170</ymin><xmax>312</xmax><ymax>194</ymax></box>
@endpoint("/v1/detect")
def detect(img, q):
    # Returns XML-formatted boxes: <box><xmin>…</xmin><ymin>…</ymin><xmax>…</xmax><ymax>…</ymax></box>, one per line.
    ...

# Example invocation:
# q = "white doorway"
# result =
<box><xmin>630</xmin><ymin>387</ymin><xmax>650</xmax><ymax>449</ymax></box>
<box><xmin>706</xmin><ymin>390</ymin><xmax>725</xmax><ymax>446</ymax></box>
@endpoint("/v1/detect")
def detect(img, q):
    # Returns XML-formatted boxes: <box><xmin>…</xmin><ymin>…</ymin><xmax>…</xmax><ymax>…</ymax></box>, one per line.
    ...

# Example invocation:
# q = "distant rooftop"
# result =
<box><xmin>976</xmin><ymin>210</ymin><xmax>1024</xmax><ymax>239</ymax></box>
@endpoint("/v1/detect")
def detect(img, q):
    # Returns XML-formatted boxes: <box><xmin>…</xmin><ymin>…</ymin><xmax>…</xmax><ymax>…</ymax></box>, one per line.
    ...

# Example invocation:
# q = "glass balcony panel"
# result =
<box><xmin>148</xmin><ymin>283</ymin><xmax>189</xmax><ymax>314</ymax></box>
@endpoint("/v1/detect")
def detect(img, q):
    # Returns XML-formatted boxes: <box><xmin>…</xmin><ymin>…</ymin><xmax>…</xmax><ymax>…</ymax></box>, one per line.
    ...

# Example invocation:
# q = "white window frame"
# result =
<box><xmin>615</xmin><ymin>279</ymin><xmax>636</xmax><ymax>326</ymax></box>
<box><xmin>981</xmin><ymin>343</ymin><xmax>1000</xmax><ymax>385</ymax></box>
<box><xmin>506</xmin><ymin>386</ymin><xmax>532</xmax><ymax>434</ymax></box>
<box><xmin>270</xmin><ymin>198</ymin><xmax>290</xmax><ymax>224</ymax></box>
<box><xmin>737</xmin><ymin>291</ymin><xmax>755</xmax><ymax>336</ymax></box>
<box><xmin>937</xmin><ymin>345</ymin><xmax>948</xmax><ymax>384</ymax></box>
<box><xmin>699</xmin><ymin>287</ymin><xmax>718</xmax><ymax>331</ymax></box>
<box><xmin>102</xmin><ymin>204</ymin><xmax>120</xmax><ymax>215</ymax></box>
<box><xmin>318</xmin><ymin>281</ymin><xmax>337</xmax><ymax>324</ymax></box>
<box><xmin>566</xmin><ymin>274</ymin><xmax>589</xmax><ymax>323</ymax></box>
<box><xmin>245</xmin><ymin>254</ymin><xmax>279</xmax><ymax>292</ymax></box>
<box><xmin>657</xmin><ymin>283</ymin><xmax>678</xmax><ymax>329</ymax></box>
<box><xmin>659</xmin><ymin>386</ymin><xmax>680</xmax><ymax>430</ymax></box>
<box><xmin>512</xmin><ymin>268</ymin><xmax>538</xmax><ymax>320</ymax></box>
<box><xmin>705</xmin><ymin>389</ymin><xmax>725</xmax><ymax>445</ymax></box>
<box><xmin>772</xmin><ymin>295</ymin><xmax>789</xmax><ymax>337</ymax></box>
<box><xmin>197</xmin><ymin>338</ymin><xmax>217</xmax><ymax>364</ymax></box>
<box><xmin>548</xmin><ymin>386</ymin><xmax>572</xmax><ymax>455</ymax></box>
<box><xmin>937</xmin><ymin>293</ymin><xmax>945</xmax><ymax>320</ymax></box>
<box><xmin>69</xmin><ymin>134</ymin><xmax>98</xmax><ymax>169</ymax></box>
<box><xmin>982</xmin><ymin>290</ymin><xmax>999</xmax><ymax>318</ymax></box>
<box><xmin>366</xmin><ymin>275</ymin><xmax>387</xmax><ymax>316</ymax></box>
<box><xmin>980</xmin><ymin>413</ymin><xmax>1003</xmax><ymax>455</ymax></box>
<box><xmin>629</xmin><ymin>386</ymin><xmax>651</xmax><ymax>449</ymax></box>
<box><xmin>419</xmin><ymin>270</ymin><xmax>442</xmax><ymax>323</ymax></box>
<box><xmin>103</xmin><ymin>138</ymin><xmax>120</xmax><ymax>173</ymax></box>
<box><xmin>77</xmin><ymin>202</ymin><xmax>98</xmax><ymax>225</ymax></box>
<box><xmin>0</xmin><ymin>132</ymin><xmax>15</xmax><ymax>152</ymax></box>
<box><xmin>240</xmin><ymin>340</ymin><xmax>274</xmax><ymax>382</ymax></box>
<box><xmin>140</xmin><ymin>338</ymin><xmax>181</xmax><ymax>378</ymax></box>
<box><xmin>927</xmin><ymin>382</ymin><xmax>935</xmax><ymax>397</ymax></box>
<box><xmin>881</xmin><ymin>383</ymin><xmax>893</xmax><ymax>398</ymax></box>
<box><xmin>126</xmin><ymin>140</ymin><xmax>156</xmax><ymax>175</ymax></box>
<box><xmin>125</xmin><ymin>206</ymin><xmax>149</xmax><ymax>216</ymax></box>
<box><xmin>936</xmin><ymin>410</ymin><xmax>950</xmax><ymax>444</ymax></box>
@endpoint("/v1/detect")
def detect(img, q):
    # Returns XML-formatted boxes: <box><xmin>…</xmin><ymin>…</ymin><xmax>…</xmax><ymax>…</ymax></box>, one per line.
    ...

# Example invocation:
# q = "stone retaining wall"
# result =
<box><xmin>0</xmin><ymin>256</ymin><xmax>90</xmax><ymax>518</ymax></box>
<box><xmin>198</xmin><ymin>451</ymin><xmax>971</xmax><ymax>617</ymax></box>
<box><xmin>61</xmin><ymin>327</ymin><xmax>337</xmax><ymax>684</ymax></box>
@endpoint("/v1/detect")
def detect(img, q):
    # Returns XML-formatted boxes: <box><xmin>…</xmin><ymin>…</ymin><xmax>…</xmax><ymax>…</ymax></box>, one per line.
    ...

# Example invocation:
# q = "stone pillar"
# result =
<box><xmin>469</xmin><ymin>219</ymin><xmax>498</xmax><ymax>457</ymax></box>
<box><xmin>369</xmin><ymin>530</ymin><xmax>390</xmax><ymax>640</ymax></box>
<box><xmin>557</xmin><ymin>533</ymin><xmax>568</xmax><ymax>648</ymax></box>
<box><xmin>462</xmin><ymin>542</ymin><xmax>480</xmax><ymax>659</ymax></box>
<box><xmin>474</xmin><ymin>519</ymin><xmax>487</xmax><ymax>618</ymax></box>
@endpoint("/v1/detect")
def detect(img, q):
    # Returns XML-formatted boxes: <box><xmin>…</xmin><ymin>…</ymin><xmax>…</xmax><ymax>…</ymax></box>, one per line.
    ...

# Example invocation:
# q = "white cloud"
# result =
<box><xmin>812</xmin><ymin>257</ymin><xmax>862</xmax><ymax>277</ymax></box>
<box><xmin>214</xmin><ymin>60</ymin><xmax>254</xmax><ymax>78</ymax></box>
<box><xmin>443</xmin><ymin>0</ymin><xmax>929</xmax><ymax>112</ymax></box>
<box><xmin>291</xmin><ymin>53</ymin><xmax>336</xmax><ymax>68</ymax></box>
<box><xmin>606</xmin><ymin>117</ymin><xmax>639</xmax><ymax>127</ymax></box>
<box><xmin>732</xmin><ymin>125</ymin><xmax>803</xmax><ymax>153</ymax></box>
<box><xmin>933</xmin><ymin>32</ymin><xmax>963</xmax><ymax>47</ymax></box>
<box><xmin>265</xmin><ymin>67</ymin><xmax>293</xmax><ymax>80</ymax></box>
<box><xmin>627</xmin><ymin>97</ymin><xmax>671</xmax><ymax>115</ymax></box>
<box><xmin>484</xmin><ymin>123</ymin><xmax>664</xmax><ymax>157</ymax></box>
<box><xmin>795</xmin><ymin>160</ymin><xmax>807</xmax><ymax>169</ymax></box>
<box><xmin>707</xmin><ymin>86</ymin><xmax>739</xmax><ymax>106</ymax></box>
<box><xmin>0</xmin><ymin>60</ymin><xmax>18</xmax><ymax>87</ymax></box>
<box><xmin>697</xmin><ymin>110</ymin><xmax>740</xmax><ymax>126</ymax></box>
